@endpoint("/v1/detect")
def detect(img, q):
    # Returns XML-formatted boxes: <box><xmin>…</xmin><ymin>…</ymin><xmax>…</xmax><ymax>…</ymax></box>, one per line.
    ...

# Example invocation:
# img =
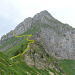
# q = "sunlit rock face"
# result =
<box><xmin>32</xmin><ymin>27</ymin><xmax>75</xmax><ymax>59</ymax></box>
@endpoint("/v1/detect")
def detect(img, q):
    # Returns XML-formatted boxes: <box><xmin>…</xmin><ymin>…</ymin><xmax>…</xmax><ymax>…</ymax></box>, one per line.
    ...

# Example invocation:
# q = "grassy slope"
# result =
<box><xmin>0</xmin><ymin>51</ymin><xmax>51</xmax><ymax>75</ymax></box>
<box><xmin>0</xmin><ymin>37</ymin><xmax>19</xmax><ymax>49</ymax></box>
<box><xmin>59</xmin><ymin>59</ymin><xmax>75</xmax><ymax>75</ymax></box>
<box><xmin>3</xmin><ymin>37</ymin><xmax>75</xmax><ymax>75</ymax></box>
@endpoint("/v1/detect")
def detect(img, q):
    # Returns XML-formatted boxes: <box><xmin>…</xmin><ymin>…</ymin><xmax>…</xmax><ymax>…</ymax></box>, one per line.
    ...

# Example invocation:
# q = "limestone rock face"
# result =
<box><xmin>14</xmin><ymin>22</ymin><xmax>25</xmax><ymax>36</ymax></box>
<box><xmin>14</xmin><ymin>17</ymin><xmax>32</xmax><ymax>36</ymax></box>
<box><xmin>7</xmin><ymin>30</ymin><xmax>14</xmax><ymax>38</ymax></box>
<box><xmin>31</xmin><ymin>27</ymin><xmax>75</xmax><ymax>59</ymax></box>
<box><xmin>1</xmin><ymin>35</ymin><xmax>7</xmax><ymax>41</ymax></box>
<box><xmin>23</xmin><ymin>17</ymin><xmax>32</xmax><ymax>31</ymax></box>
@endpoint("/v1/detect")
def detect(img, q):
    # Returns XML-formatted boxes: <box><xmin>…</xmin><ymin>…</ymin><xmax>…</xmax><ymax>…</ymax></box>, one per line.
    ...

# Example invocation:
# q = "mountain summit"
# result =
<box><xmin>33</xmin><ymin>10</ymin><xmax>55</xmax><ymax>22</ymax></box>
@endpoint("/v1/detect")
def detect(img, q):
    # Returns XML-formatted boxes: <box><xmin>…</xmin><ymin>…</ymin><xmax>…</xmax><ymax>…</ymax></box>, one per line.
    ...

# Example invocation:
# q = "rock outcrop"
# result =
<box><xmin>0</xmin><ymin>10</ymin><xmax>75</xmax><ymax>60</ymax></box>
<box><xmin>14</xmin><ymin>17</ymin><xmax>32</xmax><ymax>35</ymax></box>
<box><xmin>31</xmin><ymin>27</ymin><xmax>75</xmax><ymax>59</ymax></box>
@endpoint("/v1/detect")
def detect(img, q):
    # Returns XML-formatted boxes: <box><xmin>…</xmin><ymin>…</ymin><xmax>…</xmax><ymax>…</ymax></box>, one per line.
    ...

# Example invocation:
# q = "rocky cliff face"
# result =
<box><xmin>0</xmin><ymin>10</ymin><xmax>75</xmax><ymax>60</ymax></box>
<box><xmin>31</xmin><ymin>26</ymin><xmax>75</xmax><ymax>59</ymax></box>
<box><xmin>14</xmin><ymin>17</ymin><xmax>32</xmax><ymax>35</ymax></box>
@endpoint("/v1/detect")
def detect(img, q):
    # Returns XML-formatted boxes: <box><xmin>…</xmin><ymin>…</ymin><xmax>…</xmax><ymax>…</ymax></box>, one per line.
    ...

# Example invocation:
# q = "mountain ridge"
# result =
<box><xmin>0</xmin><ymin>10</ymin><xmax>75</xmax><ymax>60</ymax></box>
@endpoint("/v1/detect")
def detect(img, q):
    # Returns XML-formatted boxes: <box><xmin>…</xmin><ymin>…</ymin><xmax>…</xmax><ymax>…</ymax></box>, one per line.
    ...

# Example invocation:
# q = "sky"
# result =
<box><xmin>0</xmin><ymin>0</ymin><xmax>75</xmax><ymax>38</ymax></box>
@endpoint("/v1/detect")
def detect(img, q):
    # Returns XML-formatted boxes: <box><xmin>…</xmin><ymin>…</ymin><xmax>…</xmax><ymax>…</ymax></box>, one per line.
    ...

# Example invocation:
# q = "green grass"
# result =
<box><xmin>59</xmin><ymin>59</ymin><xmax>75</xmax><ymax>75</ymax></box>
<box><xmin>0</xmin><ymin>51</ymin><xmax>38</xmax><ymax>75</ymax></box>
<box><xmin>0</xmin><ymin>51</ymin><xmax>58</xmax><ymax>75</ymax></box>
